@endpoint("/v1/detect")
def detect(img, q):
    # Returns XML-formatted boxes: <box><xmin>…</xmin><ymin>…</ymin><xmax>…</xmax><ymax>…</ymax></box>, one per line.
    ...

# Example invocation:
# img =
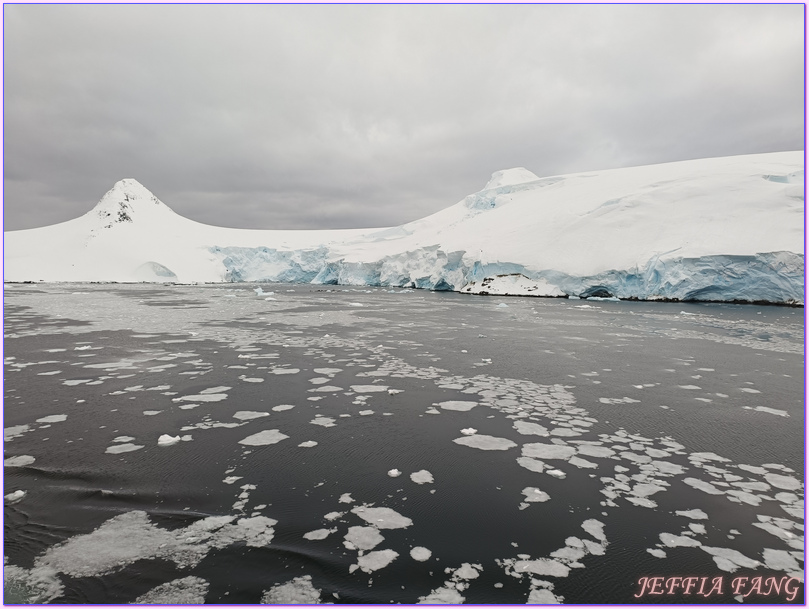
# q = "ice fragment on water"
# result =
<box><xmin>105</xmin><ymin>443</ymin><xmax>144</xmax><ymax>454</ymax></box>
<box><xmin>135</xmin><ymin>576</ymin><xmax>209</xmax><ymax>604</ymax></box>
<box><xmin>238</xmin><ymin>430</ymin><xmax>289</xmax><ymax>446</ymax></box>
<box><xmin>260</xmin><ymin>575</ymin><xmax>321</xmax><ymax>604</ymax></box>
<box><xmin>157</xmin><ymin>434</ymin><xmax>181</xmax><ymax>447</ymax></box>
<box><xmin>410</xmin><ymin>547</ymin><xmax>432</xmax><ymax>562</ymax></box>
<box><xmin>4</xmin><ymin>455</ymin><xmax>35</xmax><ymax>467</ymax></box>
<box><xmin>298</xmin><ymin>441</ymin><xmax>318</xmax><ymax>448</ymax></box>
<box><xmin>454</xmin><ymin>435</ymin><xmax>517</xmax><ymax>451</ymax></box>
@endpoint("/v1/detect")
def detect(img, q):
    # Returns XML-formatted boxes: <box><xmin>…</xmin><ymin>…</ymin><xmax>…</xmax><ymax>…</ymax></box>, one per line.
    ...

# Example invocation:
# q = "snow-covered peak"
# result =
<box><xmin>90</xmin><ymin>179</ymin><xmax>169</xmax><ymax>228</ymax></box>
<box><xmin>482</xmin><ymin>167</ymin><xmax>541</xmax><ymax>190</ymax></box>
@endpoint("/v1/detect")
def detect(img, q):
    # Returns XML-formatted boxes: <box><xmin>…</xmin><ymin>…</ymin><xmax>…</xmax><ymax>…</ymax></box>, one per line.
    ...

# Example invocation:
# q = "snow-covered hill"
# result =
<box><xmin>4</xmin><ymin>152</ymin><xmax>805</xmax><ymax>304</ymax></box>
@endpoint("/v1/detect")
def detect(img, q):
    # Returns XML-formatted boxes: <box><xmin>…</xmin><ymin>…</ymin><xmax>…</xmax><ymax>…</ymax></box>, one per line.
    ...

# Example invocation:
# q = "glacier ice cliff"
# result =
<box><xmin>3</xmin><ymin>152</ymin><xmax>804</xmax><ymax>305</ymax></box>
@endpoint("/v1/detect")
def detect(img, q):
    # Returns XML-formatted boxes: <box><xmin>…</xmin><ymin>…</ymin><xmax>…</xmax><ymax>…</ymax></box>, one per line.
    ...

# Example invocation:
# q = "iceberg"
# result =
<box><xmin>4</xmin><ymin>152</ymin><xmax>803</xmax><ymax>304</ymax></box>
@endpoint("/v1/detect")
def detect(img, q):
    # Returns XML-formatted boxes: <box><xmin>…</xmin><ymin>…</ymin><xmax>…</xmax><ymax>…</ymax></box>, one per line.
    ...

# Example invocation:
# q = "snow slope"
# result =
<box><xmin>4</xmin><ymin>152</ymin><xmax>804</xmax><ymax>304</ymax></box>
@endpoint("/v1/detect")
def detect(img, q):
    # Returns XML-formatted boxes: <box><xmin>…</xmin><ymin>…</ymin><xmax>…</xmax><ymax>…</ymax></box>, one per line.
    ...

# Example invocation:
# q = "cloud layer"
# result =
<box><xmin>4</xmin><ymin>4</ymin><xmax>804</xmax><ymax>230</ymax></box>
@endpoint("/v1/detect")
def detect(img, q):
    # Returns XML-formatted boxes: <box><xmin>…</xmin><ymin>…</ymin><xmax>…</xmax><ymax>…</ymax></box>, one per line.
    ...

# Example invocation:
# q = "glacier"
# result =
<box><xmin>3</xmin><ymin>151</ymin><xmax>804</xmax><ymax>305</ymax></box>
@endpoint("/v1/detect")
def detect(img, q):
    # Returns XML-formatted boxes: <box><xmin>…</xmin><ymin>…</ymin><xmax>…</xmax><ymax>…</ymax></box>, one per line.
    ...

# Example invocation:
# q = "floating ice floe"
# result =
<box><xmin>388</xmin><ymin>469</ymin><xmax>402</xmax><ymax>477</ymax></box>
<box><xmin>338</xmin><ymin>493</ymin><xmax>354</xmax><ymax>504</ymax></box>
<box><xmin>454</xmin><ymin>435</ymin><xmax>517</xmax><ymax>451</ymax></box>
<box><xmin>521</xmin><ymin>487</ymin><xmax>550</xmax><ymax>503</ymax></box>
<box><xmin>460</xmin><ymin>428</ymin><xmax>477</xmax><ymax>435</ymax></box>
<box><xmin>344</xmin><ymin>526</ymin><xmax>384</xmax><ymax>550</ymax></box>
<box><xmin>350</xmin><ymin>385</ymin><xmax>388</xmax><ymax>393</ymax></box>
<box><xmin>683</xmin><ymin>477</ymin><xmax>724</xmax><ymax>495</ymax></box>
<box><xmin>143</xmin><ymin>410</ymin><xmax>163</xmax><ymax>416</ymax></box>
<box><xmin>238</xmin><ymin>430</ymin><xmax>289</xmax><ymax>446</ymax></box>
<box><xmin>521</xmin><ymin>443</ymin><xmax>576</xmax><ymax>460</ymax></box>
<box><xmin>5</xmin><ymin>490</ymin><xmax>26</xmax><ymax>504</ymax></box>
<box><xmin>272</xmin><ymin>404</ymin><xmax>295</xmax><ymax>412</ymax></box>
<box><xmin>700</xmin><ymin>546</ymin><xmax>760</xmax><ymax>572</ymax></box>
<box><xmin>513</xmin><ymin>421</ymin><xmax>550</xmax><ymax>436</ymax></box>
<box><xmin>599</xmin><ymin>397</ymin><xmax>641</xmax><ymax>405</ymax></box>
<box><xmin>4</xmin><ymin>425</ymin><xmax>30</xmax><ymax>442</ymax></box>
<box><xmin>260</xmin><ymin>575</ymin><xmax>321</xmax><ymax>604</ymax></box>
<box><xmin>4</xmin><ymin>455</ymin><xmax>35</xmax><ymax>467</ymax></box>
<box><xmin>410</xmin><ymin>547</ymin><xmax>432</xmax><ymax>562</ymax></box>
<box><xmin>105</xmin><ymin>443</ymin><xmax>144</xmax><ymax>454</ymax></box>
<box><xmin>437</xmin><ymin>400</ymin><xmax>478</xmax><ymax>412</ymax></box>
<box><xmin>310</xmin><ymin>416</ymin><xmax>337</xmax><ymax>428</ymax></box>
<box><xmin>675</xmin><ymin>508</ymin><xmax>708</xmax><ymax>520</ymax></box>
<box><xmin>358</xmin><ymin>410</ymin><xmax>374</xmax><ymax>416</ymax></box>
<box><xmin>270</xmin><ymin>368</ymin><xmax>301</xmax><ymax>375</ymax></box>
<box><xmin>157</xmin><ymin>434</ymin><xmax>181</xmax><ymax>447</ymax></box>
<box><xmin>303</xmin><ymin>528</ymin><xmax>336</xmax><ymax>541</ymax></box>
<box><xmin>298</xmin><ymin>441</ymin><xmax>318</xmax><ymax>448</ymax></box>
<box><xmin>355</xmin><ymin>549</ymin><xmax>398</xmax><ymax>574</ymax></box>
<box><xmin>35</xmin><ymin>511</ymin><xmax>278</xmax><ymax>578</ymax></box>
<box><xmin>410</xmin><ymin>470</ymin><xmax>434</xmax><ymax>484</ymax></box>
<box><xmin>763</xmin><ymin>473</ymin><xmax>801</xmax><ymax>491</ymax></box>
<box><xmin>351</xmin><ymin>506</ymin><xmax>413</xmax><ymax>529</ymax></box>
<box><xmin>749</xmin><ymin>406</ymin><xmax>788</xmax><ymax>417</ymax></box>
<box><xmin>135</xmin><ymin>576</ymin><xmax>209</xmax><ymax>604</ymax></box>
<box><xmin>174</xmin><ymin>393</ymin><xmax>228</xmax><ymax>403</ymax></box>
<box><xmin>36</xmin><ymin>415</ymin><xmax>67</xmax><ymax>424</ymax></box>
<box><xmin>233</xmin><ymin>411</ymin><xmax>270</xmax><ymax>421</ymax></box>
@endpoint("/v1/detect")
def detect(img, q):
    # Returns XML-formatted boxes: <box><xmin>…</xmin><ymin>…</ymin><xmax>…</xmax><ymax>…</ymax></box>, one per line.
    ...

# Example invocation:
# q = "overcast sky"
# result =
<box><xmin>4</xmin><ymin>4</ymin><xmax>804</xmax><ymax>231</ymax></box>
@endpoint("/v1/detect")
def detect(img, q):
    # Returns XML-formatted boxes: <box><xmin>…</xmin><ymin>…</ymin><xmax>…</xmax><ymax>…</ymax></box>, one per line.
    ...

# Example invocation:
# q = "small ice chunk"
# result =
<box><xmin>675</xmin><ymin>509</ymin><xmax>708</xmax><ymax>520</ymax></box>
<box><xmin>5</xmin><ymin>490</ymin><xmax>26</xmax><ymax>504</ymax></box>
<box><xmin>513</xmin><ymin>421</ymin><xmax>550</xmax><ymax>436</ymax></box>
<box><xmin>105</xmin><ymin>443</ymin><xmax>144</xmax><ymax>454</ymax></box>
<box><xmin>351</xmin><ymin>385</ymin><xmax>389</xmax><ymax>393</ymax></box>
<box><xmin>298</xmin><ymin>441</ymin><xmax>318</xmax><ymax>448</ymax></box>
<box><xmin>358</xmin><ymin>410</ymin><xmax>374</xmax><ymax>416</ymax></box>
<box><xmin>764</xmin><ymin>473</ymin><xmax>802</xmax><ymax>491</ymax></box>
<box><xmin>437</xmin><ymin>400</ymin><xmax>478</xmax><ymax>412</ymax></box>
<box><xmin>683</xmin><ymin>478</ymin><xmax>724</xmax><ymax>495</ymax></box>
<box><xmin>36</xmin><ymin>415</ymin><xmax>67</xmax><ymax>424</ymax></box>
<box><xmin>351</xmin><ymin>506</ymin><xmax>412</xmax><ymax>529</ymax></box>
<box><xmin>521</xmin><ymin>443</ymin><xmax>576</xmax><ymax>460</ymax></box>
<box><xmin>272</xmin><ymin>404</ymin><xmax>295</xmax><ymax>412</ymax></box>
<box><xmin>647</xmin><ymin>548</ymin><xmax>666</xmax><ymax>558</ymax></box>
<box><xmin>238</xmin><ymin>430</ymin><xmax>289</xmax><ymax>446</ymax></box>
<box><xmin>135</xmin><ymin>576</ymin><xmax>209</xmax><ymax>604</ymax></box>
<box><xmin>303</xmin><ymin>528</ymin><xmax>335</xmax><ymax>541</ymax></box>
<box><xmin>521</xmin><ymin>487</ymin><xmax>550</xmax><ymax>503</ymax></box>
<box><xmin>223</xmin><ymin>476</ymin><xmax>243</xmax><ymax>484</ymax></box>
<box><xmin>410</xmin><ymin>470</ymin><xmax>434</xmax><ymax>485</ymax></box>
<box><xmin>4</xmin><ymin>455</ymin><xmax>35</xmax><ymax>467</ymax></box>
<box><xmin>453</xmin><ymin>435</ymin><xmax>516</xmax><ymax>451</ymax></box>
<box><xmin>356</xmin><ymin>549</ymin><xmax>398</xmax><ymax>573</ymax></box>
<box><xmin>233</xmin><ymin>411</ymin><xmax>270</xmax><ymax>420</ymax></box>
<box><xmin>410</xmin><ymin>546</ymin><xmax>432</xmax><ymax>562</ymax></box>
<box><xmin>659</xmin><ymin>533</ymin><xmax>702</xmax><ymax>548</ymax></box>
<box><xmin>460</xmin><ymin>428</ymin><xmax>477</xmax><ymax>435</ymax></box>
<box><xmin>143</xmin><ymin>410</ymin><xmax>163</xmax><ymax>416</ymax></box>
<box><xmin>310</xmin><ymin>416</ymin><xmax>337</xmax><ymax>427</ymax></box>
<box><xmin>157</xmin><ymin>434</ymin><xmax>181</xmax><ymax>447</ymax></box>
<box><xmin>344</xmin><ymin>526</ymin><xmax>384</xmax><ymax>550</ymax></box>
<box><xmin>260</xmin><ymin>575</ymin><xmax>321</xmax><ymax>604</ymax></box>
<box><xmin>338</xmin><ymin>493</ymin><xmax>354</xmax><ymax>504</ymax></box>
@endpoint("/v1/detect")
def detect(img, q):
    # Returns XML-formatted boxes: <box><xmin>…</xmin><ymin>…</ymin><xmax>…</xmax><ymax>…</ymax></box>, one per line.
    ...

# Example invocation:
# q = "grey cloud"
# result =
<box><xmin>4</xmin><ymin>4</ymin><xmax>803</xmax><ymax>231</ymax></box>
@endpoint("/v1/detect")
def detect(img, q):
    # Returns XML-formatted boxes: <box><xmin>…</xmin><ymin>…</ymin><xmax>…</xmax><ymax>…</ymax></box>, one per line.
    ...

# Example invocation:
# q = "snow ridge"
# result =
<box><xmin>4</xmin><ymin>152</ymin><xmax>804</xmax><ymax>304</ymax></box>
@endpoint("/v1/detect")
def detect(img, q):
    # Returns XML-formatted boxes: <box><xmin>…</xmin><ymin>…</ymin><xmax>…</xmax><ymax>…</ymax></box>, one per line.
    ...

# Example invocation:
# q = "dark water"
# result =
<box><xmin>3</xmin><ymin>283</ymin><xmax>804</xmax><ymax>604</ymax></box>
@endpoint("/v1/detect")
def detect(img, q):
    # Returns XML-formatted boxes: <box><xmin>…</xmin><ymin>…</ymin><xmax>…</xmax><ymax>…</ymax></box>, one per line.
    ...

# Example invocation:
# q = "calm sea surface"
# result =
<box><xmin>3</xmin><ymin>283</ymin><xmax>804</xmax><ymax>604</ymax></box>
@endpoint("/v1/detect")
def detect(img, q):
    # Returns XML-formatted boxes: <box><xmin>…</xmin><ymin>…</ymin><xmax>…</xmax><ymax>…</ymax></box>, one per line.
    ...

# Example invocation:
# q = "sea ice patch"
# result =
<box><xmin>238</xmin><ymin>430</ymin><xmax>289</xmax><ymax>446</ymax></box>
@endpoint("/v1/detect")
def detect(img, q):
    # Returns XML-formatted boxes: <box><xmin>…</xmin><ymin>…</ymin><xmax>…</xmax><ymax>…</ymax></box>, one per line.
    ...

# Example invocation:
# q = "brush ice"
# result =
<box><xmin>260</xmin><ymin>575</ymin><xmax>321</xmax><ymax>604</ymax></box>
<box><xmin>135</xmin><ymin>576</ymin><xmax>209</xmax><ymax>604</ymax></box>
<box><xmin>8</xmin><ymin>154</ymin><xmax>801</xmax><ymax>304</ymax></box>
